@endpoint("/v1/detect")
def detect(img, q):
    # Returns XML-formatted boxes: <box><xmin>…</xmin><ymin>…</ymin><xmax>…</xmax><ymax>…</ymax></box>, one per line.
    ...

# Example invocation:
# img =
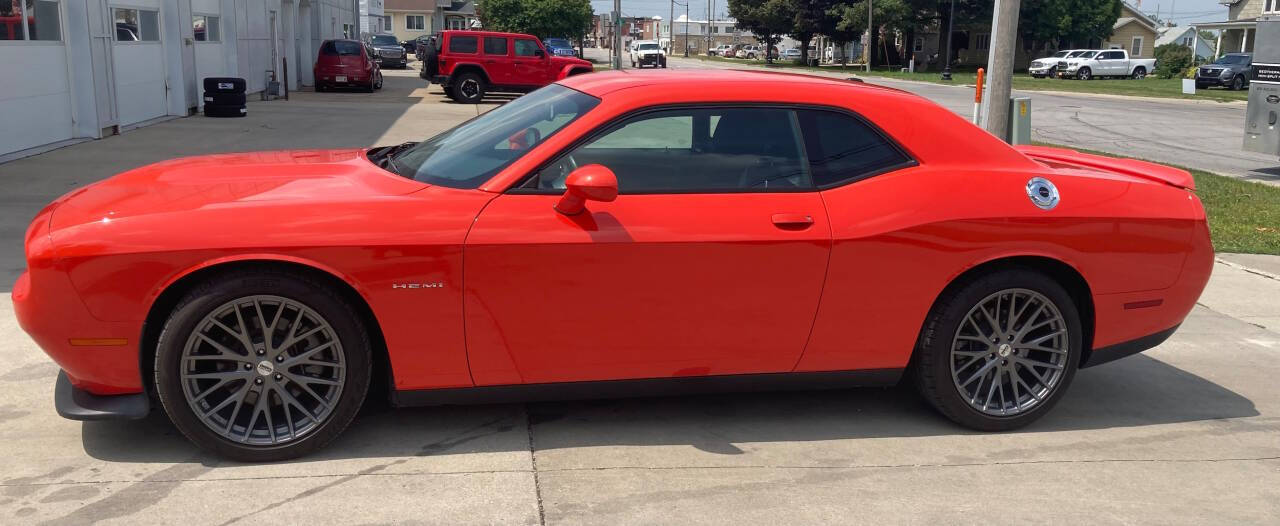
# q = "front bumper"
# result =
<box><xmin>55</xmin><ymin>370</ymin><xmax>150</xmax><ymax>420</ymax></box>
<box><xmin>636</xmin><ymin>54</ymin><xmax>664</xmax><ymax>66</ymax></box>
<box><xmin>1195</xmin><ymin>75</ymin><xmax>1232</xmax><ymax>86</ymax></box>
<box><xmin>1028</xmin><ymin>65</ymin><xmax>1054</xmax><ymax>76</ymax></box>
<box><xmin>377</xmin><ymin>56</ymin><xmax>407</xmax><ymax>67</ymax></box>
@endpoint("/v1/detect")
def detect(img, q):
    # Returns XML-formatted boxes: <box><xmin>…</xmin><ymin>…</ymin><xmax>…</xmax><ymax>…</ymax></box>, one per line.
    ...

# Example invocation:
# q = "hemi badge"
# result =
<box><xmin>1123</xmin><ymin>299</ymin><xmax>1163</xmax><ymax>310</ymax></box>
<box><xmin>69</xmin><ymin>338</ymin><xmax>129</xmax><ymax>346</ymax></box>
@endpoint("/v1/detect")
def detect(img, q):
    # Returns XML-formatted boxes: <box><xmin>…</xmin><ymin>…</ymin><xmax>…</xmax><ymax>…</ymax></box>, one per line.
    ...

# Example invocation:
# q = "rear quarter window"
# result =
<box><xmin>796</xmin><ymin>109</ymin><xmax>912</xmax><ymax>187</ymax></box>
<box><xmin>449</xmin><ymin>35</ymin><xmax>478</xmax><ymax>53</ymax></box>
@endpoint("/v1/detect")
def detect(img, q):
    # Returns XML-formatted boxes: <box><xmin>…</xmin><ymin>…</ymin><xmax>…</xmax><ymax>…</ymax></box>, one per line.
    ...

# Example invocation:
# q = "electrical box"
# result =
<box><xmin>1244</xmin><ymin>16</ymin><xmax>1280</xmax><ymax>156</ymax></box>
<box><xmin>1007</xmin><ymin>97</ymin><xmax>1031</xmax><ymax>145</ymax></box>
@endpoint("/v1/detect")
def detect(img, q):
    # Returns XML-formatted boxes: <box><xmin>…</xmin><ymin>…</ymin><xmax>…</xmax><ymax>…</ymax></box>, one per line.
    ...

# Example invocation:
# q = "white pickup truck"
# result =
<box><xmin>1058</xmin><ymin>49</ymin><xmax>1156</xmax><ymax>80</ymax></box>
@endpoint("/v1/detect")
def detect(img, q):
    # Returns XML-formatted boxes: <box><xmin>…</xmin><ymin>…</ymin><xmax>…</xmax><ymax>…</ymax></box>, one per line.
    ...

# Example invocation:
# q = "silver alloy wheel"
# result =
<box><xmin>179</xmin><ymin>295</ymin><xmax>346</xmax><ymax>446</ymax></box>
<box><xmin>459</xmin><ymin>78</ymin><xmax>479</xmax><ymax>99</ymax></box>
<box><xmin>949</xmin><ymin>288</ymin><xmax>1069</xmax><ymax>417</ymax></box>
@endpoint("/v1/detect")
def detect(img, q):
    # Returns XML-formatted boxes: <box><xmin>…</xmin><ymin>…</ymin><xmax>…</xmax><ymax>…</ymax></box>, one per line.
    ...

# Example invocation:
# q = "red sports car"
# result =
<box><xmin>15</xmin><ymin>70</ymin><xmax>1212</xmax><ymax>461</ymax></box>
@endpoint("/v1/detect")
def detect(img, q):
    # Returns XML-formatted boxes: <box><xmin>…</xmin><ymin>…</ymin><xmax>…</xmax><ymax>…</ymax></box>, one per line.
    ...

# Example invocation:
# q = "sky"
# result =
<box><xmin>588</xmin><ymin>0</ymin><xmax>1234</xmax><ymax>25</ymax></box>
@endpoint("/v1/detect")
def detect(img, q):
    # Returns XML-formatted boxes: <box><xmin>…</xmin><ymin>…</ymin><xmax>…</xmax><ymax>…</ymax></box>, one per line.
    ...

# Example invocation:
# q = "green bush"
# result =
<box><xmin>1154</xmin><ymin>43</ymin><xmax>1194</xmax><ymax>79</ymax></box>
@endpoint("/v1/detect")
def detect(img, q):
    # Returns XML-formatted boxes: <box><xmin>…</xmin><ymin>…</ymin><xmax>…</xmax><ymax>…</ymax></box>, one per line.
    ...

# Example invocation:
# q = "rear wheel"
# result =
<box><xmin>154</xmin><ymin>270</ymin><xmax>372</xmax><ymax>462</ymax></box>
<box><xmin>1076</xmin><ymin>67</ymin><xmax>1091</xmax><ymax>80</ymax></box>
<box><xmin>1132</xmin><ymin>66</ymin><xmax>1146</xmax><ymax>79</ymax></box>
<box><xmin>454</xmin><ymin>72</ymin><xmax>486</xmax><ymax>103</ymax></box>
<box><xmin>914</xmin><ymin>269</ymin><xmax>1081</xmax><ymax>431</ymax></box>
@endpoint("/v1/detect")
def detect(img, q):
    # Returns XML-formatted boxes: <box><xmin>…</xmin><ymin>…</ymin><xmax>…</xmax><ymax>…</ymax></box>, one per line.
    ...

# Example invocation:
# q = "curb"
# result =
<box><xmin>1215</xmin><ymin>256</ymin><xmax>1280</xmax><ymax>281</ymax></box>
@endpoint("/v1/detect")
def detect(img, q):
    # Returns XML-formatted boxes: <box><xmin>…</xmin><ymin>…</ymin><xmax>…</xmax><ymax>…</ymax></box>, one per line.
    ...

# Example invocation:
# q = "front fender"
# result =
<box><xmin>556</xmin><ymin>63</ymin><xmax>592</xmax><ymax>80</ymax></box>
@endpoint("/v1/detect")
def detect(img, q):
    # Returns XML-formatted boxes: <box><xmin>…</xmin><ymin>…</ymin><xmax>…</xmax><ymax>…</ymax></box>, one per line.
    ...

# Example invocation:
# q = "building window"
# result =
<box><xmin>446</xmin><ymin>15</ymin><xmax>465</xmax><ymax>30</ymax></box>
<box><xmin>2</xmin><ymin>0</ymin><xmax>62</xmax><ymax>41</ymax></box>
<box><xmin>113</xmin><ymin>7</ymin><xmax>159</xmax><ymax>42</ymax></box>
<box><xmin>1267</xmin><ymin>0</ymin><xmax>1280</xmax><ymax>14</ymax></box>
<box><xmin>193</xmin><ymin>14</ymin><xmax>219</xmax><ymax>42</ymax></box>
<box><xmin>343</xmin><ymin>23</ymin><xmax>353</xmax><ymax>38</ymax></box>
<box><xmin>1130</xmin><ymin>36</ymin><xmax>1143</xmax><ymax>56</ymax></box>
<box><xmin>913</xmin><ymin>36</ymin><xmax>924</xmax><ymax>52</ymax></box>
<box><xmin>406</xmin><ymin>14</ymin><xmax>424</xmax><ymax>30</ymax></box>
<box><xmin>975</xmin><ymin>33</ymin><xmax>990</xmax><ymax>50</ymax></box>
<box><xmin>379</xmin><ymin>15</ymin><xmax>390</xmax><ymax>31</ymax></box>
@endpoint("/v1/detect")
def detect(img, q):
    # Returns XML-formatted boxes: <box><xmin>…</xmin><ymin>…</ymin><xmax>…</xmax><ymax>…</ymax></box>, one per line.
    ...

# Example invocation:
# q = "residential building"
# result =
<box><xmin>359</xmin><ymin>0</ymin><xmax>384</xmax><ymax>33</ymax></box>
<box><xmin>384</xmin><ymin>0</ymin><xmax>433</xmax><ymax>42</ymax></box>
<box><xmin>1156</xmin><ymin>25</ymin><xmax>1216</xmax><ymax>59</ymax></box>
<box><xmin>1194</xmin><ymin>0</ymin><xmax>1268</xmax><ymax>57</ymax></box>
<box><xmin>1104</xmin><ymin>1</ymin><xmax>1158</xmax><ymax>57</ymax></box>
<box><xmin>436</xmin><ymin>0</ymin><xmax>473</xmax><ymax>32</ymax></box>
<box><xmin>1</xmin><ymin>0</ymin><xmax>359</xmax><ymax>160</ymax></box>
<box><xmin>663</xmin><ymin>14</ymin><xmax>751</xmax><ymax>55</ymax></box>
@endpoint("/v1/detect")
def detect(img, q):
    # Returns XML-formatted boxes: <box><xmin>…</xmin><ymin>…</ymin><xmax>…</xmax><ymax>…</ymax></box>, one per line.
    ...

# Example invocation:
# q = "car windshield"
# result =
<box><xmin>390</xmin><ymin>85</ymin><xmax>601</xmax><ymax>188</ymax></box>
<box><xmin>638</xmin><ymin>43</ymin><xmax>659</xmax><ymax>50</ymax></box>
<box><xmin>1076</xmin><ymin>51</ymin><xmax>1097</xmax><ymax>59</ymax></box>
<box><xmin>371</xmin><ymin>35</ymin><xmax>398</xmax><ymax>46</ymax></box>
<box><xmin>1215</xmin><ymin>55</ymin><xmax>1249</xmax><ymax>65</ymax></box>
<box><xmin>546</xmin><ymin>38</ymin><xmax>570</xmax><ymax>47</ymax></box>
<box><xmin>1051</xmin><ymin>51</ymin><xmax>1068</xmax><ymax>58</ymax></box>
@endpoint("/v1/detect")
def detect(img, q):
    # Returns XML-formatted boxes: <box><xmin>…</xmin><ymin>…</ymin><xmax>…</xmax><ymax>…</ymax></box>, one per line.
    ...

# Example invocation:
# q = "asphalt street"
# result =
<box><xmin>633</xmin><ymin>49</ymin><xmax>1280</xmax><ymax>186</ymax></box>
<box><xmin>0</xmin><ymin>66</ymin><xmax>1278</xmax><ymax>524</ymax></box>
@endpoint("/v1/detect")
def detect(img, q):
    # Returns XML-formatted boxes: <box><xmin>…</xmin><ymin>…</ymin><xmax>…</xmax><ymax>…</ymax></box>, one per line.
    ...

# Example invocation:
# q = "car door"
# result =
<box><xmin>513</xmin><ymin>37</ymin><xmax>549</xmax><ymax>86</ymax></box>
<box><xmin>1100</xmin><ymin>50</ymin><xmax>1123</xmax><ymax>75</ymax></box>
<box><xmin>463</xmin><ymin>106</ymin><xmax>833</xmax><ymax>385</ymax></box>
<box><xmin>482</xmin><ymin>36</ymin><xmax>513</xmax><ymax>85</ymax></box>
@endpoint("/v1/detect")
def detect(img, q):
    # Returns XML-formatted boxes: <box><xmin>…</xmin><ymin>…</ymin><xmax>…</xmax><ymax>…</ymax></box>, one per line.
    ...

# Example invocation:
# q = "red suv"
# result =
<box><xmin>421</xmin><ymin>30</ymin><xmax>593</xmax><ymax>103</ymax></box>
<box><xmin>314</xmin><ymin>39</ymin><xmax>384</xmax><ymax>92</ymax></box>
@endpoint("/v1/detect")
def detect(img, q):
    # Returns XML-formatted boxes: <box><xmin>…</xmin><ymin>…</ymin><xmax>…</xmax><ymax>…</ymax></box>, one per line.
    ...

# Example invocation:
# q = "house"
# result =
<box><xmin>1193</xmin><ymin>0</ymin><xmax>1270</xmax><ymax>57</ymax></box>
<box><xmin>1156</xmin><ymin>26</ymin><xmax>1216</xmax><ymax>59</ymax></box>
<box><xmin>0</xmin><ymin>0</ymin><xmax>359</xmax><ymax>160</ymax></box>
<box><xmin>436</xmin><ymin>0</ymin><xmax>475</xmax><ymax>31</ymax></box>
<box><xmin>664</xmin><ymin>14</ymin><xmax>752</xmax><ymax>55</ymax></box>
<box><xmin>1104</xmin><ymin>1</ymin><xmax>1159</xmax><ymax>57</ymax></box>
<box><xmin>384</xmin><ymin>0</ymin><xmax>434</xmax><ymax>42</ymax></box>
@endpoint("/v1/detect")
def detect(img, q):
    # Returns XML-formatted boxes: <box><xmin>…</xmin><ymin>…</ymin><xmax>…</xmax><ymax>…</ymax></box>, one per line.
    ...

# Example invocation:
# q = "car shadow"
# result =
<box><xmin>78</xmin><ymin>354</ymin><xmax>1258</xmax><ymax>464</ymax></box>
<box><xmin>1244</xmin><ymin>166</ymin><xmax>1280</xmax><ymax>185</ymax></box>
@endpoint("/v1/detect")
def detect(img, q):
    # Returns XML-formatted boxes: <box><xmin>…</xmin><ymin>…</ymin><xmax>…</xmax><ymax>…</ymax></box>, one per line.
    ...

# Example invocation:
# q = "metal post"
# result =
<box><xmin>684</xmin><ymin>2</ymin><xmax>689</xmax><ymax>57</ymax></box>
<box><xmin>613</xmin><ymin>1</ymin><xmax>622</xmax><ymax>70</ymax></box>
<box><xmin>941</xmin><ymin>0</ymin><xmax>955</xmax><ymax>80</ymax></box>
<box><xmin>982</xmin><ymin>0</ymin><xmax>1020</xmax><ymax>139</ymax></box>
<box><xmin>669</xmin><ymin>0</ymin><xmax>675</xmax><ymax>55</ymax></box>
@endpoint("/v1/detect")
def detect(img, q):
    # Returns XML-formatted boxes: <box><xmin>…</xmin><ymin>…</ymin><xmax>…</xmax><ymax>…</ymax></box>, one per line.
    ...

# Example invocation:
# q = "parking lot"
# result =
<box><xmin>1</xmin><ymin>67</ymin><xmax>1279</xmax><ymax>524</ymax></box>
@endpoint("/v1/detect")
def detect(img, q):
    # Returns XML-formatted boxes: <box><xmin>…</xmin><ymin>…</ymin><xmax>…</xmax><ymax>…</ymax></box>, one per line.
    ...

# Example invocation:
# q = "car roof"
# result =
<box><xmin>559</xmin><ymin>69</ymin><xmax>907</xmax><ymax>99</ymax></box>
<box><xmin>442</xmin><ymin>30</ymin><xmax>535</xmax><ymax>39</ymax></box>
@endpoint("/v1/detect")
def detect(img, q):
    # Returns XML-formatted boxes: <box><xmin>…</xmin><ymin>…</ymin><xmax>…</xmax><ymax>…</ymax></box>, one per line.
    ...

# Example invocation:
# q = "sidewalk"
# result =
<box><xmin>1201</xmin><ymin>254</ymin><xmax>1280</xmax><ymax>334</ymax></box>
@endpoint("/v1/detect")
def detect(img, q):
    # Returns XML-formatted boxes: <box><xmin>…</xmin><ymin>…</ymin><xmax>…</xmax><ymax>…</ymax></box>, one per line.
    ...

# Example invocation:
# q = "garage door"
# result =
<box><xmin>111</xmin><ymin>6</ymin><xmax>167</xmax><ymax>127</ymax></box>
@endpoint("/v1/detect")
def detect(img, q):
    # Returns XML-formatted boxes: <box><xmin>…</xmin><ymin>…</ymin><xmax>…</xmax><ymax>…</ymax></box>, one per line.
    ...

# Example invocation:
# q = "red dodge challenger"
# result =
<box><xmin>15</xmin><ymin>70</ymin><xmax>1213</xmax><ymax>461</ymax></box>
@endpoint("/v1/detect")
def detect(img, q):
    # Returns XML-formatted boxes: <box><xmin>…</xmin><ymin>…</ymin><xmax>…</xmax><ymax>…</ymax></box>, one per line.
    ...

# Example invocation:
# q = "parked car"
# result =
<box><xmin>782</xmin><ymin>48</ymin><xmax>802</xmax><ymax>60</ymax></box>
<box><xmin>364</xmin><ymin>33</ymin><xmax>407</xmax><ymax>69</ymax></box>
<box><xmin>629</xmin><ymin>40</ymin><xmax>666</xmax><ymax>68</ymax></box>
<box><xmin>19</xmin><ymin>70</ymin><xmax>1211</xmax><ymax>462</ymax></box>
<box><xmin>1028</xmin><ymin>49</ymin><xmax>1083</xmax><ymax>78</ymax></box>
<box><xmin>1196</xmin><ymin>53</ymin><xmax>1253</xmax><ymax>90</ymax></box>
<box><xmin>313</xmin><ymin>39</ymin><xmax>382</xmax><ymax>92</ymax></box>
<box><xmin>1058</xmin><ymin>49</ymin><xmax>1155</xmax><ymax>80</ymax></box>
<box><xmin>736</xmin><ymin>44</ymin><xmax>763</xmax><ymax>59</ymax></box>
<box><xmin>544</xmin><ymin>37</ymin><xmax>577</xmax><ymax>57</ymax></box>
<box><xmin>423</xmin><ymin>30</ymin><xmax>593</xmax><ymax>103</ymax></box>
<box><xmin>710</xmin><ymin>44</ymin><xmax>734</xmax><ymax>57</ymax></box>
<box><xmin>406</xmin><ymin>35</ymin><xmax>431</xmax><ymax>57</ymax></box>
<box><xmin>413</xmin><ymin>35</ymin><xmax>435</xmax><ymax>59</ymax></box>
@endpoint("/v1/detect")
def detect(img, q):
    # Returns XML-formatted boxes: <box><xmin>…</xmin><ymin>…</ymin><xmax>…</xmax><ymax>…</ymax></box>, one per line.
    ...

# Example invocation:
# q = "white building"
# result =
<box><xmin>358</xmin><ymin>0</ymin><xmax>382</xmax><ymax>33</ymax></box>
<box><xmin>1</xmin><ymin>0</ymin><xmax>360</xmax><ymax>160</ymax></box>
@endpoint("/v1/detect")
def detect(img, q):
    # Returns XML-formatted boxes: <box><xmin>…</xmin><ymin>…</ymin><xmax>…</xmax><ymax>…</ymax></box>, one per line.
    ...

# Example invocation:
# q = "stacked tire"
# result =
<box><xmin>203</xmin><ymin>77</ymin><xmax>247</xmax><ymax>118</ymax></box>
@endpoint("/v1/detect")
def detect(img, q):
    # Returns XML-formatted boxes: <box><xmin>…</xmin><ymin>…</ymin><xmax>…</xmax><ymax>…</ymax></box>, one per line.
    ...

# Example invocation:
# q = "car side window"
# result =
<box><xmin>449</xmin><ymin>35</ymin><xmax>478</xmax><ymax>53</ymax></box>
<box><xmin>515</xmin><ymin>39</ymin><xmax>540</xmax><ymax>57</ymax></box>
<box><xmin>795</xmin><ymin>109</ymin><xmax>911</xmax><ymax>187</ymax></box>
<box><xmin>484</xmin><ymin>37</ymin><xmax>508</xmax><ymax>55</ymax></box>
<box><xmin>526</xmin><ymin>107</ymin><xmax>811</xmax><ymax>193</ymax></box>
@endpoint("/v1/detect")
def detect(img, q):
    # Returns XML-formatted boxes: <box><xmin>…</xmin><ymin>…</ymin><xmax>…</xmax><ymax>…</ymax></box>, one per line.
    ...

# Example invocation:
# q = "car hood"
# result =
<box><xmin>373</xmin><ymin>44</ymin><xmax>402</xmax><ymax>51</ymax></box>
<box><xmin>550</xmin><ymin>56</ymin><xmax>591</xmax><ymax>68</ymax></box>
<box><xmin>49</xmin><ymin>149</ymin><xmax>426</xmax><ymax>232</ymax></box>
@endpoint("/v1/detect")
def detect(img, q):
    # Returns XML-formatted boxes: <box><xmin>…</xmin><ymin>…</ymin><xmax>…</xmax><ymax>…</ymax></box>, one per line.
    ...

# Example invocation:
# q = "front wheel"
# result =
<box><xmin>154</xmin><ymin>270</ymin><xmax>372</xmax><ymax>462</ymax></box>
<box><xmin>1231</xmin><ymin>75</ymin><xmax>1245</xmax><ymax>91</ymax></box>
<box><xmin>913</xmin><ymin>269</ymin><xmax>1082</xmax><ymax>431</ymax></box>
<box><xmin>1076</xmin><ymin>67</ymin><xmax>1091</xmax><ymax>80</ymax></box>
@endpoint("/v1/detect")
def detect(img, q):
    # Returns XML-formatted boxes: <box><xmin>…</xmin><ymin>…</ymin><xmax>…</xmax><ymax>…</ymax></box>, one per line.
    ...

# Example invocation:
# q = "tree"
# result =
<box><xmin>789</xmin><ymin>0</ymin><xmax>825</xmax><ymax>63</ymax></box>
<box><xmin>1018</xmin><ymin>0</ymin><xmax>1122</xmax><ymax>49</ymax></box>
<box><xmin>728</xmin><ymin>0</ymin><xmax>793</xmax><ymax>63</ymax></box>
<box><xmin>817</xmin><ymin>0</ymin><xmax>864</xmax><ymax>67</ymax></box>
<box><xmin>476</xmin><ymin>0</ymin><xmax>593</xmax><ymax>40</ymax></box>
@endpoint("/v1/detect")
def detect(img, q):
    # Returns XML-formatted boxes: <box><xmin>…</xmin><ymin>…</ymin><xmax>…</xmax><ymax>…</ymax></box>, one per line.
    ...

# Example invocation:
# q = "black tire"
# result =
<box><xmin>453</xmin><ymin>71</ymin><xmax>485</xmax><ymax>103</ymax></box>
<box><xmin>1231</xmin><ymin>75</ymin><xmax>1245</xmax><ymax>91</ymax></box>
<box><xmin>316</xmin><ymin>83</ymin><xmax>327</xmax><ymax>92</ymax></box>
<box><xmin>204</xmin><ymin>104</ymin><xmax>247</xmax><ymax>118</ymax></box>
<box><xmin>374</xmin><ymin>71</ymin><xmax>383</xmax><ymax>90</ymax></box>
<box><xmin>203</xmin><ymin>77</ymin><xmax>246</xmax><ymax>93</ymax></box>
<box><xmin>204</xmin><ymin>92</ymin><xmax>246</xmax><ymax>106</ymax></box>
<box><xmin>1132</xmin><ymin>66</ymin><xmax>1146</xmax><ymax>79</ymax></box>
<box><xmin>422</xmin><ymin>44</ymin><xmax>439</xmax><ymax>79</ymax></box>
<box><xmin>154</xmin><ymin>269</ymin><xmax>372</xmax><ymax>462</ymax></box>
<box><xmin>913</xmin><ymin>268</ymin><xmax>1082</xmax><ymax>431</ymax></box>
<box><xmin>1076</xmin><ymin>67</ymin><xmax>1091</xmax><ymax>80</ymax></box>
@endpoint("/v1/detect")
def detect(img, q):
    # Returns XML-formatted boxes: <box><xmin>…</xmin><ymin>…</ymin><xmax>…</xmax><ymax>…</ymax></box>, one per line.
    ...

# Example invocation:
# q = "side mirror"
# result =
<box><xmin>555</xmin><ymin>164</ymin><xmax>617</xmax><ymax>216</ymax></box>
<box><xmin>535</xmin><ymin>48</ymin><xmax>546</xmax><ymax>58</ymax></box>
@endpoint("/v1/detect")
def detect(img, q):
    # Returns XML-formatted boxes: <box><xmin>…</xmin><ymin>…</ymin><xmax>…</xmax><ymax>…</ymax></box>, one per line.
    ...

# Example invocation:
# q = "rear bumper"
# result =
<box><xmin>55</xmin><ymin>370</ymin><xmax>150</xmax><ymax>420</ymax></box>
<box><xmin>1081</xmin><ymin>324</ymin><xmax>1180</xmax><ymax>368</ymax></box>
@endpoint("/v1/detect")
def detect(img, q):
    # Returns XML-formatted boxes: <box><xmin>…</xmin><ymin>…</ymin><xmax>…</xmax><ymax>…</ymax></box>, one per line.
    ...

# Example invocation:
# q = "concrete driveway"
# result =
<box><xmin>1</xmin><ymin>67</ymin><xmax>1278</xmax><ymax>525</ymax></box>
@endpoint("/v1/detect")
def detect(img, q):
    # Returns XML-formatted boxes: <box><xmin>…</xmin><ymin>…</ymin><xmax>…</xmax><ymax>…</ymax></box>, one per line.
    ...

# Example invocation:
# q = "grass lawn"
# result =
<box><xmin>689</xmin><ymin>56</ymin><xmax>1249</xmax><ymax>103</ymax></box>
<box><xmin>1036</xmin><ymin>144</ymin><xmax>1280</xmax><ymax>255</ymax></box>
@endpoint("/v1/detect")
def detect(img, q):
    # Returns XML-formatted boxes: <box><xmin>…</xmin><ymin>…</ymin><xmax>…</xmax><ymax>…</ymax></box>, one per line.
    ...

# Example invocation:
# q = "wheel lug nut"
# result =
<box><xmin>244</xmin><ymin>363</ymin><xmax>252</xmax><ymax>370</ymax></box>
<box><xmin>256</xmin><ymin>349</ymin><xmax>265</xmax><ymax>356</ymax></box>
<box><xmin>255</xmin><ymin>378</ymin><xmax>263</xmax><ymax>385</ymax></box>
<box><xmin>276</xmin><ymin>356</ymin><xmax>284</xmax><ymax>362</ymax></box>
<box><xmin>274</xmin><ymin>374</ymin><xmax>282</xmax><ymax>381</ymax></box>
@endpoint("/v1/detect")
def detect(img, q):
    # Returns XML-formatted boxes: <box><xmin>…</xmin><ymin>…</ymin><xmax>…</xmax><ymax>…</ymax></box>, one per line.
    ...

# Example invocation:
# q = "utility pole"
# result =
<box><xmin>981</xmin><ymin>0</ymin><xmax>1020</xmax><ymax>139</ymax></box>
<box><xmin>669</xmin><ymin>0</ymin><xmax>675</xmax><ymax>55</ymax></box>
<box><xmin>941</xmin><ymin>0</ymin><xmax>955</xmax><ymax>80</ymax></box>
<box><xmin>684</xmin><ymin>1</ymin><xmax>689</xmax><ymax>57</ymax></box>
<box><xmin>612</xmin><ymin>0</ymin><xmax>622</xmax><ymax>69</ymax></box>
<box><xmin>865</xmin><ymin>0</ymin><xmax>872</xmax><ymax>72</ymax></box>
